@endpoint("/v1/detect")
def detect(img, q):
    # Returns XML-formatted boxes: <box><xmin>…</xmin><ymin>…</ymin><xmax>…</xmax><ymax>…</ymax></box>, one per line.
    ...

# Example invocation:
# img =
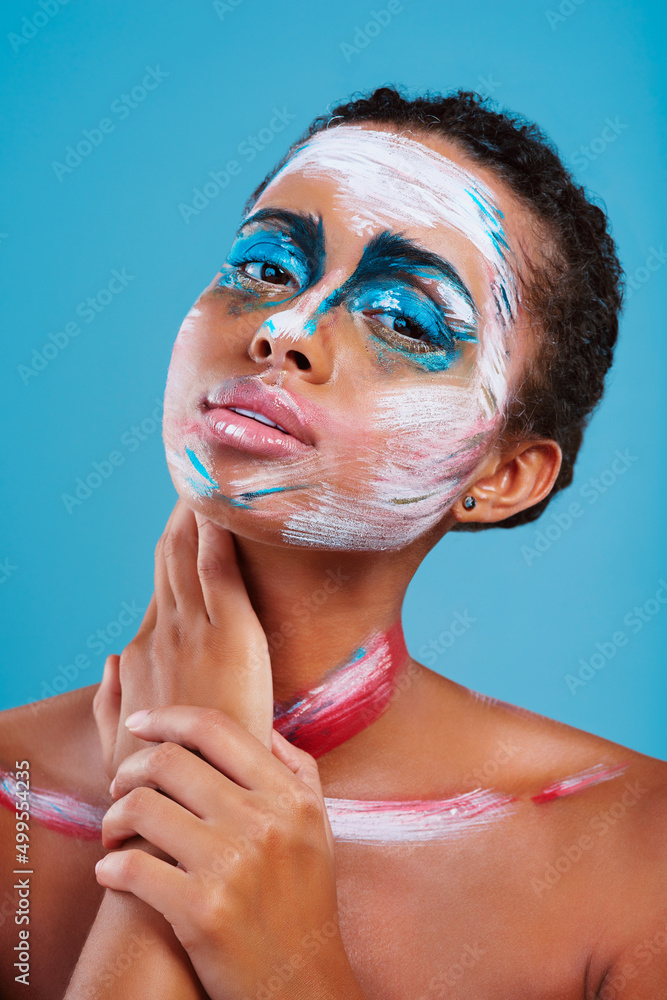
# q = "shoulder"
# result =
<box><xmin>424</xmin><ymin>671</ymin><xmax>667</xmax><ymax>956</ymax></box>
<box><xmin>415</xmin><ymin>665</ymin><xmax>664</xmax><ymax>798</ymax></box>
<box><xmin>0</xmin><ymin>688</ymin><xmax>109</xmax><ymax>999</ymax></box>
<box><xmin>0</xmin><ymin>684</ymin><xmax>107</xmax><ymax>802</ymax></box>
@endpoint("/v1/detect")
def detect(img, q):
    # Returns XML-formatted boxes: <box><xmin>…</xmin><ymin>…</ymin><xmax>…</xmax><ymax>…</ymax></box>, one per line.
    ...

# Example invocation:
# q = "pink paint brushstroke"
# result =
<box><xmin>324</xmin><ymin>788</ymin><xmax>517</xmax><ymax>844</ymax></box>
<box><xmin>273</xmin><ymin>622</ymin><xmax>408</xmax><ymax>758</ymax></box>
<box><xmin>0</xmin><ymin>769</ymin><xmax>106</xmax><ymax>841</ymax></box>
<box><xmin>531</xmin><ymin>761</ymin><xmax>629</xmax><ymax>805</ymax></box>
<box><xmin>1</xmin><ymin>762</ymin><xmax>631</xmax><ymax>844</ymax></box>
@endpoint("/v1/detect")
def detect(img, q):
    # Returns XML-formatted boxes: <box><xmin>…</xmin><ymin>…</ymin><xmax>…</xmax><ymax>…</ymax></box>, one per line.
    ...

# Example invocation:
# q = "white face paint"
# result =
<box><xmin>164</xmin><ymin>125</ymin><xmax>521</xmax><ymax>550</ymax></box>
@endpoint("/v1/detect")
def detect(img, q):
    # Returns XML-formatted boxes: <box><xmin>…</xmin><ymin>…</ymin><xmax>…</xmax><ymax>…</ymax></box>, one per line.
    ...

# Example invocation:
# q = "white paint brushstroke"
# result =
<box><xmin>324</xmin><ymin>788</ymin><xmax>517</xmax><ymax>844</ymax></box>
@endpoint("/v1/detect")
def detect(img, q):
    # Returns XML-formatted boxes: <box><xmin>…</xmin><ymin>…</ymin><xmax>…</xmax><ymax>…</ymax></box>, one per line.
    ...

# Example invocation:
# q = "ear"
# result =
<box><xmin>451</xmin><ymin>438</ymin><xmax>563</xmax><ymax>526</ymax></box>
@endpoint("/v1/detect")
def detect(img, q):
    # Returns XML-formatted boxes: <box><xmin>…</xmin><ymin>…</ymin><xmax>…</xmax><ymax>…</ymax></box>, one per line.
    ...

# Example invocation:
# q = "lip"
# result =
<box><xmin>199</xmin><ymin>380</ymin><xmax>316</xmax><ymax>459</ymax></box>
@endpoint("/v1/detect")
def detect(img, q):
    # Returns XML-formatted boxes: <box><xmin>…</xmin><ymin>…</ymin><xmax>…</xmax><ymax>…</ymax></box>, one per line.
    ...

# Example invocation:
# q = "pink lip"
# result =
<box><xmin>199</xmin><ymin>380</ymin><xmax>317</xmax><ymax>459</ymax></box>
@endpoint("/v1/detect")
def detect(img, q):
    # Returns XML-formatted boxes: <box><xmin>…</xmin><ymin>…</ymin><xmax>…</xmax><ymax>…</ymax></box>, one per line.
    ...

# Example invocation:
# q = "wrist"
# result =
<box><xmin>265</xmin><ymin>935</ymin><xmax>367</xmax><ymax>1000</ymax></box>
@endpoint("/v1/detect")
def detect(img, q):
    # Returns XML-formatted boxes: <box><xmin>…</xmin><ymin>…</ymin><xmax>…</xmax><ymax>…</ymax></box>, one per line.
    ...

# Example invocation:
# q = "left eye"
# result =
<box><xmin>242</xmin><ymin>261</ymin><xmax>293</xmax><ymax>286</ymax></box>
<box><xmin>366</xmin><ymin>310</ymin><xmax>433</xmax><ymax>344</ymax></box>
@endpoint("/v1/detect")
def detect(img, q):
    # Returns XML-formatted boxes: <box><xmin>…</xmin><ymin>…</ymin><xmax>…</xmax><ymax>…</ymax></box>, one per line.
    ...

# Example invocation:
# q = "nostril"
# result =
<box><xmin>256</xmin><ymin>339</ymin><xmax>272</xmax><ymax>359</ymax></box>
<box><xmin>288</xmin><ymin>350</ymin><xmax>311</xmax><ymax>371</ymax></box>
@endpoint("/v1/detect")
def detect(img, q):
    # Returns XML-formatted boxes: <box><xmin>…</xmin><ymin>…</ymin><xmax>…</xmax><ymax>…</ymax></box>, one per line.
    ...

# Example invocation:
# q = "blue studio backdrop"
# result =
<box><xmin>1</xmin><ymin>0</ymin><xmax>665</xmax><ymax>756</ymax></box>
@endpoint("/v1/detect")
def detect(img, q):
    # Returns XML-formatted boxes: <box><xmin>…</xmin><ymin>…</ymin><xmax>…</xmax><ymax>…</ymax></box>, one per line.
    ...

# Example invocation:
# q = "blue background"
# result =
<box><xmin>1</xmin><ymin>0</ymin><xmax>665</xmax><ymax>756</ymax></box>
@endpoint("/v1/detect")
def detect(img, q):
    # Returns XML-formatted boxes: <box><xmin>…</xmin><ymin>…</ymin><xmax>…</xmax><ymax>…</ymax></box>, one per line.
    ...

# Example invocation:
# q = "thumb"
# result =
<box><xmin>93</xmin><ymin>654</ymin><xmax>122</xmax><ymax>780</ymax></box>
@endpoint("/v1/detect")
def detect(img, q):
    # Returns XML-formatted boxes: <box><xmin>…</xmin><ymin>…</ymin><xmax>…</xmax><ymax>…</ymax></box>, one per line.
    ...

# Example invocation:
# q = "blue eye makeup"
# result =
<box><xmin>214</xmin><ymin>212</ymin><xmax>479</xmax><ymax>373</ymax></box>
<box><xmin>348</xmin><ymin>280</ymin><xmax>477</xmax><ymax>372</ymax></box>
<box><xmin>225</xmin><ymin>231</ymin><xmax>311</xmax><ymax>288</ymax></box>
<box><xmin>217</xmin><ymin>209</ymin><xmax>325</xmax><ymax>301</ymax></box>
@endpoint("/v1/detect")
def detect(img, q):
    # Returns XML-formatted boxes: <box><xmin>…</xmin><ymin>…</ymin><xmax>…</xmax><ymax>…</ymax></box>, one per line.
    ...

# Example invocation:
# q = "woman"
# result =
<box><xmin>1</xmin><ymin>88</ymin><xmax>665</xmax><ymax>999</ymax></box>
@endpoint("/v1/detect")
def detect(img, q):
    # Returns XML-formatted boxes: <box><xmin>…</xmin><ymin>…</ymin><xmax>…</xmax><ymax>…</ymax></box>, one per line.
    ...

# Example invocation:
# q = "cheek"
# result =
<box><xmin>277</xmin><ymin>381</ymin><xmax>500</xmax><ymax>551</ymax></box>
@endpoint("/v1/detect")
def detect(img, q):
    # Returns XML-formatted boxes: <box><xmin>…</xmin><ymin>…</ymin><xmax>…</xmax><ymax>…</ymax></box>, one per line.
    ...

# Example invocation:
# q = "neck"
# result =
<box><xmin>233</xmin><ymin>534</ymin><xmax>424</xmax><ymax>704</ymax></box>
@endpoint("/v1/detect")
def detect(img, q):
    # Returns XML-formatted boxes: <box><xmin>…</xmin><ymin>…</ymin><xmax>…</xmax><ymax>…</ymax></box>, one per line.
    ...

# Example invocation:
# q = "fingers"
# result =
<box><xmin>271</xmin><ymin>730</ymin><xmax>335</xmax><ymax>856</ymax></box>
<box><xmin>124</xmin><ymin>706</ymin><xmax>288</xmax><ymax>791</ymax></box>
<box><xmin>102</xmin><ymin>784</ymin><xmax>204</xmax><ymax>866</ymax></box>
<box><xmin>132</xmin><ymin>592</ymin><xmax>158</xmax><ymax>643</ymax></box>
<box><xmin>154</xmin><ymin>505</ymin><xmax>178</xmax><ymax>614</ymax></box>
<box><xmin>163</xmin><ymin>501</ymin><xmax>201</xmax><ymax>613</ymax></box>
<box><xmin>194</xmin><ymin>512</ymin><xmax>247</xmax><ymax>628</ymax></box>
<box><xmin>95</xmin><ymin>846</ymin><xmax>189</xmax><ymax>919</ymax></box>
<box><xmin>111</xmin><ymin>741</ymin><xmax>246</xmax><ymax>821</ymax></box>
<box><xmin>271</xmin><ymin>729</ymin><xmax>323</xmax><ymax>798</ymax></box>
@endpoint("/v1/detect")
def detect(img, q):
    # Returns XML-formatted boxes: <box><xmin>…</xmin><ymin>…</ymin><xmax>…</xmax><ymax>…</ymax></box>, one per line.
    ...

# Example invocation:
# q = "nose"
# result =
<box><xmin>247</xmin><ymin>306</ymin><xmax>334</xmax><ymax>384</ymax></box>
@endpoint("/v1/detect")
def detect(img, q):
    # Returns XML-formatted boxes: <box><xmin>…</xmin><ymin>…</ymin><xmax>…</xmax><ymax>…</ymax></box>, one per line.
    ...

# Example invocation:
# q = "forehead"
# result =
<box><xmin>258</xmin><ymin>124</ymin><xmax>524</xmax><ymax>324</ymax></box>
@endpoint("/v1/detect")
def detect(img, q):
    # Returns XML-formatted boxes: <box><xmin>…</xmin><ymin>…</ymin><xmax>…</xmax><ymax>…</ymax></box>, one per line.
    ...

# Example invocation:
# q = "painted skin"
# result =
<box><xmin>0</xmin><ymin>125</ymin><xmax>666</xmax><ymax>999</ymax></box>
<box><xmin>162</xmin><ymin>125</ymin><xmax>525</xmax><ymax>552</ymax></box>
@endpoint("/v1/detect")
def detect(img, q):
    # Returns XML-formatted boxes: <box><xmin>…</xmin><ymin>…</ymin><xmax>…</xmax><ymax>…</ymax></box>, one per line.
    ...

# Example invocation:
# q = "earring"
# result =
<box><xmin>463</xmin><ymin>495</ymin><xmax>477</xmax><ymax>510</ymax></box>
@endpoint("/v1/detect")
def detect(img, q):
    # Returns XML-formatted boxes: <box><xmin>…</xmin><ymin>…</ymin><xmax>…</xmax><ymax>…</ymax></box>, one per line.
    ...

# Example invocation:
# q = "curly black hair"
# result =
<box><xmin>244</xmin><ymin>86</ymin><xmax>624</xmax><ymax>529</ymax></box>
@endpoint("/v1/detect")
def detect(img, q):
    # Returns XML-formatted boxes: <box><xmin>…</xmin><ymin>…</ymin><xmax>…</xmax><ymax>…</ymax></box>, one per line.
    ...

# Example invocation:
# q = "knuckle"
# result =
<box><xmin>114</xmin><ymin>848</ymin><xmax>144</xmax><ymax>884</ymax></box>
<box><xmin>162</xmin><ymin>534</ymin><xmax>179</xmax><ymax>561</ymax></box>
<box><xmin>197</xmin><ymin>555</ymin><xmax>222</xmax><ymax>580</ymax></box>
<box><xmin>292</xmin><ymin>785</ymin><xmax>321</xmax><ymax>822</ymax></box>
<box><xmin>252</xmin><ymin>807</ymin><xmax>282</xmax><ymax>848</ymax></box>
<box><xmin>160</xmin><ymin>617</ymin><xmax>188</xmax><ymax>649</ymax></box>
<box><xmin>197</xmin><ymin>884</ymin><xmax>228</xmax><ymax>938</ymax></box>
<box><xmin>148</xmin><ymin>741</ymin><xmax>181</xmax><ymax>774</ymax></box>
<box><xmin>122</xmin><ymin>786</ymin><xmax>154</xmax><ymax>818</ymax></box>
<box><xmin>198</xmin><ymin>708</ymin><xmax>225</xmax><ymax>738</ymax></box>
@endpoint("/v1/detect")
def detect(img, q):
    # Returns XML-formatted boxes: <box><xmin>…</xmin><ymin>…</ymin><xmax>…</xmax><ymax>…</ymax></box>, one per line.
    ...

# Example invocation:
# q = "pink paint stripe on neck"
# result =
<box><xmin>531</xmin><ymin>762</ymin><xmax>628</xmax><ymax>804</ymax></box>
<box><xmin>273</xmin><ymin>621</ymin><xmax>408</xmax><ymax>758</ymax></box>
<box><xmin>0</xmin><ymin>770</ymin><xmax>105</xmax><ymax>841</ymax></box>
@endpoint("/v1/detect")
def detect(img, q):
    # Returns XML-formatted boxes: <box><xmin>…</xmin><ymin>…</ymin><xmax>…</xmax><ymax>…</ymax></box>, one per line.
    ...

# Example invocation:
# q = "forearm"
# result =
<box><xmin>64</xmin><ymin>838</ymin><xmax>207</xmax><ymax>1000</ymax></box>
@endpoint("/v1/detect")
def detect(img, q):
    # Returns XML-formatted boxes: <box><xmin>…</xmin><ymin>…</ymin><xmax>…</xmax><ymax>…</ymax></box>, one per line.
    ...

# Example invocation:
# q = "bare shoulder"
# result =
<box><xmin>0</xmin><ymin>687</ymin><xmax>109</xmax><ymax>1000</ymax></box>
<box><xmin>0</xmin><ymin>684</ymin><xmax>107</xmax><ymax>802</ymax></box>
<box><xmin>412</xmin><ymin>663</ymin><xmax>665</xmax><ymax>796</ymax></box>
<box><xmin>425</xmin><ymin>669</ymin><xmax>667</xmax><ymax>919</ymax></box>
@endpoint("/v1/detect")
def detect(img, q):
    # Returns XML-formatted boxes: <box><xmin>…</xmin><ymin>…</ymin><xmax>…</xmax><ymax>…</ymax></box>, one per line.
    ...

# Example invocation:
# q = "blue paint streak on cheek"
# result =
<box><xmin>186</xmin><ymin>447</ymin><xmax>218</xmax><ymax>485</ymax></box>
<box><xmin>238</xmin><ymin>484</ymin><xmax>311</xmax><ymax>502</ymax></box>
<box><xmin>184</xmin><ymin>447</ymin><xmax>253</xmax><ymax>509</ymax></box>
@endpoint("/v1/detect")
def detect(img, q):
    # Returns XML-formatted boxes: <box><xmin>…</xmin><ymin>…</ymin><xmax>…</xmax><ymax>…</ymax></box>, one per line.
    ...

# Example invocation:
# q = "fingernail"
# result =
<box><xmin>109</xmin><ymin>778</ymin><xmax>116</xmax><ymax>796</ymax></box>
<box><xmin>95</xmin><ymin>859</ymin><xmax>105</xmax><ymax>875</ymax></box>
<box><xmin>125</xmin><ymin>709</ymin><xmax>150</xmax><ymax>729</ymax></box>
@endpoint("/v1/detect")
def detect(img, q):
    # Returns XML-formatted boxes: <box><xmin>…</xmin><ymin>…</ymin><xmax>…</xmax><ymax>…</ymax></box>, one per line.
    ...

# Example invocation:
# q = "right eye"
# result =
<box><xmin>241</xmin><ymin>260</ymin><xmax>294</xmax><ymax>286</ymax></box>
<box><xmin>222</xmin><ymin>231</ymin><xmax>311</xmax><ymax>294</ymax></box>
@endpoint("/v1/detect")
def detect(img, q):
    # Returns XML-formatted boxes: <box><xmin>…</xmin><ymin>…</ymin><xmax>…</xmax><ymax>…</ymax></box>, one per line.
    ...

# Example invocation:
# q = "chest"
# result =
<box><xmin>332</xmin><ymin>833</ymin><xmax>597</xmax><ymax>1000</ymax></box>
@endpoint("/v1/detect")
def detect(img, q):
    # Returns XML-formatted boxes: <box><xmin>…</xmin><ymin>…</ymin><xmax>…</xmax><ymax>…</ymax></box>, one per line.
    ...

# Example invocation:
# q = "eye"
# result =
<box><xmin>242</xmin><ymin>260</ymin><xmax>294</xmax><ymax>286</ymax></box>
<box><xmin>365</xmin><ymin>310</ymin><xmax>434</xmax><ymax>345</ymax></box>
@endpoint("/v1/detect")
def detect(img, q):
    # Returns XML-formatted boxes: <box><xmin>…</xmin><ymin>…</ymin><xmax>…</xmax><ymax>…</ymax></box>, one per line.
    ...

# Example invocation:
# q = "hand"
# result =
<box><xmin>93</xmin><ymin>499</ymin><xmax>274</xmax><ymax>781</ymax></box>
<box><xmin>95</xmin><ymin>706</ymin><xmax>366</xmax><ymax>1000</ymax></box>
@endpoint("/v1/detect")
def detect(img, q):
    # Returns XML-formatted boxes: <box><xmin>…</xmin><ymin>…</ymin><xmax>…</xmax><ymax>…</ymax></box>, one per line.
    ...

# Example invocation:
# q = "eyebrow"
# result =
<box><xmin>237</xmin><ymin>210</ymin><xmax>476</xmax><ymax>314</ymax></box>
<box><xmin>238</xmin><ymin>208</ymin><xmax>325</xmax><ymax>285</ymax></box>
<box><xmin>333</xmin><ymin>230</ymin><xmax>477</xmax><ymax>312</ymax></box>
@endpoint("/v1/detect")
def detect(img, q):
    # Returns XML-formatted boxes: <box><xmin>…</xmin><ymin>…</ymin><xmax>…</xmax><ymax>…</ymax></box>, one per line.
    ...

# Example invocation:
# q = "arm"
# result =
<box><xmin>64</xmin><ymin>840</ymin><xmax>207</xmax><ymax>999</ymax></box>
<box><xmin>96</xmin><ymin>706</ymin><xmax>369</xmax><ymax>1000</ymax></box>
<box><xmin>67</xmin><ymin>501</ymin><xmax>274</xmax><ymax>999</ymax></box>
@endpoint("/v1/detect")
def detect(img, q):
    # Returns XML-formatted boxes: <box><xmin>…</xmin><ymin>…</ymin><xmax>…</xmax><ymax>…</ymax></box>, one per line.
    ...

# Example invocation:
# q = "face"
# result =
<box><xmin>163</xmin><ymin>124</ymin><xmax>532</xmax><ymax>551</ymax></box>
